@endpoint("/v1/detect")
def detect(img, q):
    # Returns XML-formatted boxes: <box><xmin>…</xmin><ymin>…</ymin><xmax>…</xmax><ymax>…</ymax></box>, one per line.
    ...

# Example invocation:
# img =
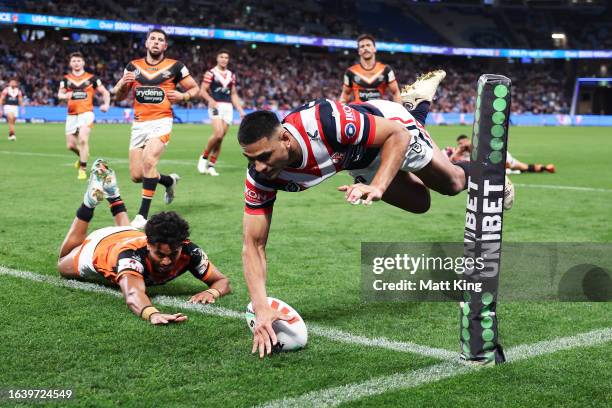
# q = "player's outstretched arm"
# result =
<box><xmin>242</xmin><ymin>212</ymin><xmax>291</xmax><ymax>358</ymax></box>
<box><xmin>231</xmin><ymin>85</ymin><xmax>246</xmax><ymax>118</ymax></box>
<box><xmin>189</xmin><ymin>264</ymin><xmax>232</xmax><ymax>304</ymax></box>
<box><xmin>338</xmin><ymin>116</ymin><xmax>410</xmax><ymax>204</ymax></box>
<box><xmin>118</xmin><ymin>273</ymin><xmax>188</xmax><ymax>325</ymax></box>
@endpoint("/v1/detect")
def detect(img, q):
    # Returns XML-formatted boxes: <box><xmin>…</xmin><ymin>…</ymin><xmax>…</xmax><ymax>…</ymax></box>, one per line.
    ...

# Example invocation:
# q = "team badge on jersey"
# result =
<box><xmin>345</xmin><ymin>123</ymin><xmax>357</xmax><ymax>139</ymax></box>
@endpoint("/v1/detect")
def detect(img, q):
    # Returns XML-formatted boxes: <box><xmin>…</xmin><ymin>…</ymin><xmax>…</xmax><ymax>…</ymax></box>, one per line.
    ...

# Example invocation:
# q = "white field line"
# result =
<box><xmin>0</xmin><ymin>150</ymin><xmax>240</xmax><ymax>169</ymax></box>
<box><xmin>515</xmin><ymin>183</ymin><xmax>612</xmax><ymax>193</ymax></box>
<box><xmin>0</xmin><ymin>266</ymin><xmax>454</xmax><ymax>360</ymax></box>
<box><xmin>258</xmin><ymin>326</ymin><xmax>612</xmax><ymax>408</ymax></box>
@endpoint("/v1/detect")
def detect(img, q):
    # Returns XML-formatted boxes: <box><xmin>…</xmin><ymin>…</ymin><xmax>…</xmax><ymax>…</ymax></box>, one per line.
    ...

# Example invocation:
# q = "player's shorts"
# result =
<box><xmin>66</xmin><ymin>111</ymin><xmax>95</xmax><ymax>135</ymax></box>
<box><xmin>130</xmin><ymin>117</ymin><xmax>173</xmax><ymax>149</ymax></box>
<box><xmin>3</xmin><ymin>105</ymin><xmax>19</xmax><ymax>118</ymax></box>
<box><xmin>73</xmin><ymin>226</ymin><xmax>138</xmax><ymax>281</ymax></box>
<box><xmin>348</xmin><ymin>100</ymin><xmax>434</xmax><ymax>183</ymax></box>
<box><xmin>505</xmin><ymin>151</ymin><xmax>517</xmax><ymax>168</ymax></box>
<box><xmin>208</xmin><ymin>102</ymin><xmax>233</xmax><ymax>125</ymax></box>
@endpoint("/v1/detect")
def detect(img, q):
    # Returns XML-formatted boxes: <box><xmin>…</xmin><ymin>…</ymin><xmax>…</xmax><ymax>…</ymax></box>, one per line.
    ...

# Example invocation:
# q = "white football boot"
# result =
<box><xmin>197</xmin><ymin>156</ymin><xmax>209</xmax><ymax>174</ymax></box>
<box><xmin>164</xmin><ymin>173</ymin><xmax>180</xmax><ymax>204</ymax></box>
<box><xmin>83</xmin><ymin>159</ymin><xmax>108</xmax><ymax>208</ymax></box>
<box><xmin>400</xmin><ymin>69</ymin><xmax>446</xmax><ymax>110</ymax></box>
<box><xmin>131</xmin><ymin>214</ymin><xmax>147</xmax><ymax>229</ymax></box>
<box><xmin>207</xmin><ymin>166</ymin><xmax>219</xmax><ymax>176</ymax></box>
<box><xmin>503</xmin><ymin>176</ymin><xmax>515</xmax><ymax>210</ymax></box>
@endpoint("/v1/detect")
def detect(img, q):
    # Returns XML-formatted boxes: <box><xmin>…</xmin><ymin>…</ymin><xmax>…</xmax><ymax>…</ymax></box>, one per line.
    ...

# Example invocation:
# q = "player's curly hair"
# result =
<box><xmin>145</xmin><ymin>211</ymin><xmax>190</xmax><ymax>248</ymax></box>
<box><xmin>238</xmin><ymin>110</ymin><xmax>280</xmax><ymax>145</ymax></box>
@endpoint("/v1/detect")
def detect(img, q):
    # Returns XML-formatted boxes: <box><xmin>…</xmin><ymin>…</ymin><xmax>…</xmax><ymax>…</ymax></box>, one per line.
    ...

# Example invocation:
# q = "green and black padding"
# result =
<box><xmin>460</xmin><ymin>74</ymin><xmax>511</xmax><ymax>364</ymax></box>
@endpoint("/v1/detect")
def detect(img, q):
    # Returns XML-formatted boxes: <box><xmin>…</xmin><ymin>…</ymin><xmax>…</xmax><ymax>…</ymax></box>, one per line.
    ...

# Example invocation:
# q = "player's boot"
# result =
<box><xmin>164</xmin><ymin>173</ymin><xmax>180</xmax><ymax>204</ymax></box>
<box><xmin>503</xmin><ymin>176</ymin><xmax>515</xmax><ymax>210</ymax></box>
<box><xmin>83</xmin><ymin>160</ymin><xmax>108</xmax><ymax>208</ymax></box>
<box><xmin>207</xmin><ymin>166</ymin><xmax>219</xmax><ymax>176</ymax></box>
<box><xmin>8</xmin><ymin>134</ymin><xmax>16</xmax><ymax>141</ymax></box>
<box><xmin>400</xmin><ymin>70</ymin><xmax>446</xmax><ymax>110</ymax></box>
<box><xmin>197</xmin><ymin>156</ymin><xmax>209</xmax><ymax>174</ymax></box>
<box><xmin>77</xmin><ymin>168</ymin><xmax>87</xmax><ymax>180</ymax></box>
<box><xmin>99</xmin><ymin>162</ymin><xmax>120</xmax><ymax>199</ymax></box>
<box><xmin>130</xmin><ymin>214</ymin><xmax>147</xmax><ymax>229</ymax></box>
<box><xmin>544</xmin><ymin>164</ymin><xmax>556</xmax><ymax>173</ymax></box>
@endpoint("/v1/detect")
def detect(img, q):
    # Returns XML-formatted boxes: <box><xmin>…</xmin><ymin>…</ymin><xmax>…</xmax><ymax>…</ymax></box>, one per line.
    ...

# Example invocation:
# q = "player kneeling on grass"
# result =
<box><xmin>57</xmin><ymin>159</ymin><xmax>231</xmax><ymax>324</ymax></box>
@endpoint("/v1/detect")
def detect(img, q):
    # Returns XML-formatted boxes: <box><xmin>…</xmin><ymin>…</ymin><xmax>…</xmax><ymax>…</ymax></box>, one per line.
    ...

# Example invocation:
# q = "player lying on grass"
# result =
<box><xmin>57</xmin><ymin>159</ymin><xmax>231</xmax><ymax>324</ymax></box>
<box><xmin>447</xmin><ymin>134</ymin><xmax>555</xmax><ymax>174</ymax></box>
<box><xmin>239</xmin><ymin>88</ymin><xmax>515</xmax><ymax>356</ymax></box>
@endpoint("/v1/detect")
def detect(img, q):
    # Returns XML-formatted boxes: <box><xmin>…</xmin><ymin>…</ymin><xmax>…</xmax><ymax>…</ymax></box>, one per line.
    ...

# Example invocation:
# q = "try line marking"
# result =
<box><xmin>514</xmin><ymin>183</ymin><xmax>612</xmax><ymax>193</ymax></box>
<box><xmin>0</xmin><ymin>266</ymin><xmax>455</xmax><ymax>361</ymax></box>
<box><xmin>258</xmin><ymin>327</ymin><xmax>612</xmax><ymax>408</ymax></box>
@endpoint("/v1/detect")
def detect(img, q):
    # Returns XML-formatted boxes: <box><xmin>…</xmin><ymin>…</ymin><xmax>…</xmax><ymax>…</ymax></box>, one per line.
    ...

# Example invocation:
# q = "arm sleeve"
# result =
<box><xmin>387</xmin><ymin>66</ymin><xmax>397</xmax><ymax>83</ymax></box>
<box><xmin>124</xmin><ymin>61</ymin><xmax>135</xmax><ymax>74</ymax></box>
<box><xmin>93</xmin><ymin>76</ymin><xmax>103</xmax><ymax>88</ymax></box>
<box><xmin>343</xmin><ymin>70</ymin><xmax>352</xmax><ymax>87</ymax></box>
<box><xmin>330</xmin><ymin>101</ymin><xmax>377</xmax><ymax>147</ymax></box>
<box><xmin>203</xmin><ymin>71</ymin><xmax>213</xmax><ymax>84</ymax></box>
<box><xmin>115</xmin><ymin>250</ymin><xmax>146</xmax><ymax>281</ymax></box>
<box><xmin>185</xmin><ymin>242</ymin><xmax>212</xmax><ymax>281</ymax></box>
<box><xmin>244</xmin><ymin>167</ymin><xmax>277</xmax><ymax>215</ymax></box>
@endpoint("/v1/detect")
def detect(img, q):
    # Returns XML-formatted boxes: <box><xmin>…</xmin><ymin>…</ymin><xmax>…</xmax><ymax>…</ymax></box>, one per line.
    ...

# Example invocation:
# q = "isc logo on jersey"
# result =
<box><xmin>135</xmin><ymin>87</ymin><xmax>165</xmax><ymax>104</ymax></box>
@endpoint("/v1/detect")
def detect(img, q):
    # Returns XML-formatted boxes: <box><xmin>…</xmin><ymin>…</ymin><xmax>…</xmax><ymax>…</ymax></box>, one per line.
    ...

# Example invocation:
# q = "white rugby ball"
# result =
<box><xmin>245</xmin><ymin>297</ymin><xmax>308</xmax><ymax>352</ymax></box>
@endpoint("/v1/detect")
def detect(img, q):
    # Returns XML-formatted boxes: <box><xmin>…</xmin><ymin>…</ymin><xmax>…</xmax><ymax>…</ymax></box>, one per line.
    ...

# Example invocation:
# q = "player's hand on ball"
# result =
<box><xmin>149</xmin><ymin>312</ymin><xmax>188</xmax><ymax>325</ymax></box>
<box><xmin>189</xmin><ymin>291</ymin><xmax>216</xmax><ymax>304</ymax></box>
<box><xmin>166</xmin><ymin>90</ymin><xmax>185</xmax><ymax>103</ymax></box>
<box><xmin>252</xmin><ymin>306</ymin><xmax>292</xmax><ymax>358</ymax></box>
<box><xmin>337</xmin><ymin>183</ymin><xmax>383</xmax><ymax>205</ymax></box>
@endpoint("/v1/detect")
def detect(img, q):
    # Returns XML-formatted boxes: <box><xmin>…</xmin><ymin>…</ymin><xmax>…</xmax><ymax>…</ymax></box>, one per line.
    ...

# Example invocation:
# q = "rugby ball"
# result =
<box><xmin>245</xmin><ymin>297</ymin><xmax>308</xmax><ymax>352</ymax></box>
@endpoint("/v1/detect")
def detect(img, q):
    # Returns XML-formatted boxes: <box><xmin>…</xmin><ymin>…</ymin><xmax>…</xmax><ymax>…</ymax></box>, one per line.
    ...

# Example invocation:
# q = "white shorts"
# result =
<box><xmin>66</xmin><ymin>111</ymin><xmax>95</xmax><ymax>135</ymax></box>
<box><xmin>75</xmin><ymin>226</ymin><xmax>137</xmax><ymax>280</ymax></box>
<box><xmin>130</xmin><ymin>117</ymin><xmax>173</xmax><ymax>149</ymax></box>
<box><xmin>3</xmin><ymin>105</ymin><xmax>19</xmax><ymax>118</ymax></box>
<box><xmin>209</xmin><ymin>102</ymin><xmax>233</xmax><ymax>125</ymax></box>
<box><xmin>348</xmin><ymin>100</ymin><xmax>434</xmax><ymax>183</ymax></box>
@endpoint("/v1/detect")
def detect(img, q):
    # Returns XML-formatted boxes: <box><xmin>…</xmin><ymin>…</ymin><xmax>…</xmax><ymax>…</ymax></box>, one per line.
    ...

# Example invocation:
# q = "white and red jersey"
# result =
<box><xmin>1</xmin><ymin>87</ymin><xmax>22</xmax><ymax>105</ymax></box>
<box><xmin>244</xmin><ymin>99</ymin><xmax>431</xmax><ymax>215</ymax></box>
<box><xmin>203</xmin><ymin>67</ymin><xmax>236</xmax><ymax>103</ymax></box>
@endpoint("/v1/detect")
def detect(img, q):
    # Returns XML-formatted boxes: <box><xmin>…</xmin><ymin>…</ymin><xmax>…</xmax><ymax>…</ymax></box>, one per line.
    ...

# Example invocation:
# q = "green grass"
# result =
<box><xmin>0</xmin><ymin>123</ymin><xmax>610</xmax><ymax>407</ymax></box>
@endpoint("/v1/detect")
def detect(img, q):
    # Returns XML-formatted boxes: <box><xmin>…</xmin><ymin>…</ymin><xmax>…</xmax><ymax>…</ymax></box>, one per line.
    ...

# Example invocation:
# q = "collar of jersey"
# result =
<box><xmin>282</xmin><ymin>123</ymin><xmax>308</xmax><ymax>170</ymax></box>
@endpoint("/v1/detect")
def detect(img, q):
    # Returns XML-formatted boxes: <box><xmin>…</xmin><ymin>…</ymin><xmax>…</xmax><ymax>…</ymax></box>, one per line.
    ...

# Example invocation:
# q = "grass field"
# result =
<box><xmin>0</xmin><ymin>122</ymin><xmax>610</xmax><ymax>407</ymax></box>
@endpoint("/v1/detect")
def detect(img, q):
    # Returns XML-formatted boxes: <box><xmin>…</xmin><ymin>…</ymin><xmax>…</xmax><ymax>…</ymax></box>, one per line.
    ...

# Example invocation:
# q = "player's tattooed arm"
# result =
<box><xmin>118</xmin><ymin>273</ymin><xmax>188</xmax><ymax>325</ymax></box>
<box><xmin>96</xmin><ymin>83</ymin><xmax>111</xmax><ymax>112</ymax></box>
<box><xmin>168</xmin><ymin>75</ymin><xmax>199</xmax><ymax>103</ymax></box>
<box><xmin>112</xmin><ymin>70</ymin><xmax>136</xmax><ymax>101</ymax></box>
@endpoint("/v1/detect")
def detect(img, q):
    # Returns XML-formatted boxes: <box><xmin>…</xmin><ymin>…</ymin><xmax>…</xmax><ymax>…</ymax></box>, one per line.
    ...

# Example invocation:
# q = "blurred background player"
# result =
<box><xmin>57</xmin><ymin>159</ymin><xmax>231</xmax><ymax>324</ymax></box>
<box><xmin>112</xmin><ymin>28</ymin><xmax>199</xmax><ymax>228</ymax></box>
<box><xmin>447</xmin><ymin>134</ymin><xmax>555</xmax><ymax>174</ymax></box>
<box><xmin>0</xmin><ymin>78</ymin><xmax>24</xmax><ymax>141</ymax></box>
<box><xmin>198</xmin><ymin>49</ymin><xmax>246</xmax><ymax>176</ymax></box>
<box><xmin>58</xmin><ymin>52</ymin><xmax>111</xmax><ymax>179</ymax></box>
<box><xmin>340</xmin><ymin>34</ymin><xmax>401</xmax><ymax>104</ymax></box>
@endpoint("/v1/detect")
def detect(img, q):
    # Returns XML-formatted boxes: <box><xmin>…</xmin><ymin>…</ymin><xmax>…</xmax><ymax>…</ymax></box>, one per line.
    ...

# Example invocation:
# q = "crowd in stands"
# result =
<box><xmin>0</xmin><ymin>30</ymin><xmax>578</xmax><ymax>114</ymax></box>
<box><xmin>7</xmin><ymin>0</ymin><xmax>611</xmax><ymax>50</ymax></box>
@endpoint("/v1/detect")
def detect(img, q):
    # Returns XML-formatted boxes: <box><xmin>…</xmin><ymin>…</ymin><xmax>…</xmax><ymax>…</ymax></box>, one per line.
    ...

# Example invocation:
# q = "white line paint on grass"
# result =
<box><xmin>0</xmin><ymin>266</ymin><xmax>453</xmax><ymax>360</ymax></box>
<box><xmin>515</xmin><ymin>183</ymin><xmax>612</xmax><ymax>193</ymax></box>
<box><xmin>257</xmin><ymin>327</ymin><xmax>612</xmax><ymax>408</ymax></box>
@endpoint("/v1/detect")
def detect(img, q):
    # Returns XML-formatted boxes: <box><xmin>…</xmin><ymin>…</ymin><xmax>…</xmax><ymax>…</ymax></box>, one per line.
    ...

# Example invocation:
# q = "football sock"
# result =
<box><xmin>410</xmin><ymin>101</ymin><xmax>431</xmax><ymax>125</ymax></box>
<box><xmin>202</xmin><ymin>150</ymin><xmax>209</xmax><ymax>159</ymax></box>
<box><xmin>79</xmin><ymin>161</ymin><xmax>87</xmax><ymax>170</ymax></box>
<box><xmin>454</xmin><ymin>161</ymin><xmax>470</xmax><ymax>190</ymax></box>
<box><xmin>209</xmin><ymin>155</ymin><xmax>218</xmax><ymax>166</ymax></box>
<box><xmin>76</xmin><ymin>203</ymin><xmax>94</xmax><ymax>222</ymax></box>
<box><xmin>138</xmin><ymin>177</ymin><xmax>158</xmax><ymax>218</ymax></box>
<box><xmin>107</xmin><ymin>196</ymin><xmax>127</xmax><ymax>216</ymax></box>
<box><xmin>158</xmin><ymin>174</ymin><xmax>173</xmax><ymax>188</ymax></box>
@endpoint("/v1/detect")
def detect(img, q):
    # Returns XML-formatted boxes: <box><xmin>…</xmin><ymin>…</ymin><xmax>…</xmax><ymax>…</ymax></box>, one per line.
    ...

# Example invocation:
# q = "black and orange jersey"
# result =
<box><xmin>124</xmin><ymin>57</ymin><xmax>191</xmax><ymax>122</ymax></box>
<box><xmin>60</xmin><ymin>72</ymin><xmax>102</xmax><ymax>115</ymax></box>
<box><xmin>90</xmin><ymin>229</ymin><xmax>213</xmax><ymax>286</ymax></box>
<box><xmin>343</xmin><ymin>62</ymin><xmax>396</xmax><ymax>102</ymax></box>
